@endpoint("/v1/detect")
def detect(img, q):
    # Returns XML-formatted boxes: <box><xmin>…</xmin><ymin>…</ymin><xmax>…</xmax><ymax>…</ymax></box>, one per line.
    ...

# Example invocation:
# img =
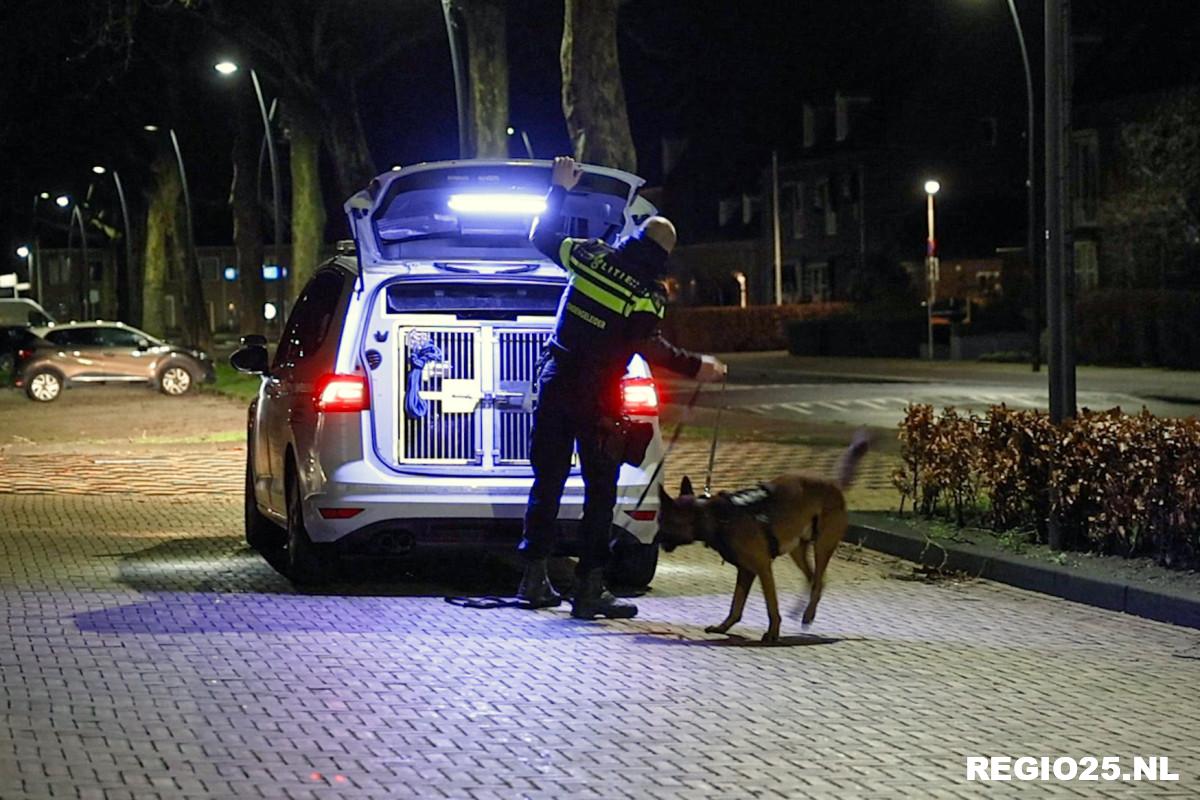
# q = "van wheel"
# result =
<box><xmin>26</xmin><ymin>369</ymin><xmax>63</xmax><ymax>402</ymax></box>
<box><xmin>606</xmin><ymin>535</ymin><xmax>659</xmax><ymax>589</ymax></box>
<box><xmin>245</xmin><ymin>452</ymin><xmax>284</xmax><ymax>551</ymax></box>
<box><xmin>285</xmin><ymin>467</ymin><xmax>335</xmax><ymax>585</ymax></box>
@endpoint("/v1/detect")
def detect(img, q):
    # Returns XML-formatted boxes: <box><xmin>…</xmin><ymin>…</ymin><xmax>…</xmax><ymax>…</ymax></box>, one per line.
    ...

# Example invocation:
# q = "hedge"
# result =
<box><xmin>786</xmin><ymin>315</ymin><xmax>925</xmax><ymax>358</ymax></box>
<box><xmin>660</xmin><ymin>303</ymin><xmax>850</xmax><ymax>352</ymax></box>
<box><xmin>1075</xmin><ymin>290</ymin><xmax>1200</xmax><ymax>369</ymax></box>
<box><xmin>895</xmin><ymin>404</ymin><xmax>1200</xmax><ymax>569</ymax></box>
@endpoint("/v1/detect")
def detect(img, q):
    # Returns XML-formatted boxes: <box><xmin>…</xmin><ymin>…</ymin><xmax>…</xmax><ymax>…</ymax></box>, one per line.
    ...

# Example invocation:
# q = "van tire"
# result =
<box><xmin>284</xmin><ymin>467</ymin><xmax>335</xmax><ymax>585</ymax></box>
<box><xmin>245</xmin><ymin>453</ymin><xmax>284</xmax><ymax>551</ymax></box>
<box><xmin>606</xmin><ymin>535</ymin><xmax>659</xmax><ymax>589</ymax></box>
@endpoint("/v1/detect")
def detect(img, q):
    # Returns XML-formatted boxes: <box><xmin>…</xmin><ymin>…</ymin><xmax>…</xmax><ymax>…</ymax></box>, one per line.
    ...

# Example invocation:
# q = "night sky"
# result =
<box><xmin>3</xmin><ymin>0</ymin><xmax>1200</xmax><ymax>262</ymax></box>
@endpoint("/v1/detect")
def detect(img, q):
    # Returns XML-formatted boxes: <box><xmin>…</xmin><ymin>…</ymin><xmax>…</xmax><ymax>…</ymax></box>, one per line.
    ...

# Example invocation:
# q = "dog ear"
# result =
<box><xmin>680</xmin><ymin>476</ymin><xmax>694</xmax><ymax>496</ymax></box>
<box><xmin>657</xmin><ymin>484</ymin><xmax>673</xmax><ymax>507</ymax></box>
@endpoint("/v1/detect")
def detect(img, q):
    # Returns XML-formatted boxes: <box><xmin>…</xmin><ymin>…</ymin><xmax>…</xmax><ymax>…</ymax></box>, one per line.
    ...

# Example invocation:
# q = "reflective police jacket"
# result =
<box><xmin>530</xmin><ymin>185</ymin><xmax>702</xmax><ymax>379</ymax></box>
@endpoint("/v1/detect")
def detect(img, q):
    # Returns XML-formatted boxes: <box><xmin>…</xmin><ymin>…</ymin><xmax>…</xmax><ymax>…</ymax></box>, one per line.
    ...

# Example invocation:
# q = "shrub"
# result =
<box><xmin>1075</xmin><ymin>290</ymin><xmax>1200</xmax><ymax>368</ymax></box>
<box><xmin>661</xmin><ymin>303</ymin><xmax>849</xmax><ymax>352</ymax></box>
<box><xmin>786</xmin><ymin>307</ymin><xmax>925</xmax><ymax>358</ymax></box>
<box><xmin>896</xmin><ymin>404</ymin><xmax>1200</xmax><ymax>569</ymax></box>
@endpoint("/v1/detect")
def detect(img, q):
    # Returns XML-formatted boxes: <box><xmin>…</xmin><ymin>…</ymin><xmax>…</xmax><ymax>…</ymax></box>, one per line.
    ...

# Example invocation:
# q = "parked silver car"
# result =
<box><xmin>233</xmin><ymin>160</ymin><xmax>666</xmax><ymax>585</ymax></box>
<box><xmin>18</xmin><ymin>321</ymin><xmax>214</xmax><ymax>402</ymax></box>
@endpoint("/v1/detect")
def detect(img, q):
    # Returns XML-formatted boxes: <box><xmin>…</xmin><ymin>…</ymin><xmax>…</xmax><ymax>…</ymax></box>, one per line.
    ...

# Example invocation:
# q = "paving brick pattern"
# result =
<box><xmin>0</xmin><ymin>440</ymin><xmax>899</xmax><ymax>510</ymax></box>
<box><xmin>2</xmin><ymin>447</ymin><xmax>1200</xmax><ymax>798</ymax></box>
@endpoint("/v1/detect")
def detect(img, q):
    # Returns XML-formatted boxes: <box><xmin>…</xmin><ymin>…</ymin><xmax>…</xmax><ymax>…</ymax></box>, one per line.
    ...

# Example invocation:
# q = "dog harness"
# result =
<box><xmin>706</xmin><ymin>483</ymin><xmax>782</xmax><ymax>564</ymax></box>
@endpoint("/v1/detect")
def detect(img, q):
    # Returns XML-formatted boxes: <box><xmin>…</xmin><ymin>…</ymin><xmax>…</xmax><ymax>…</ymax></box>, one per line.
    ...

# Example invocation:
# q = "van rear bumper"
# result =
<box><xmin>301</xmin><ymin>477</ymin><xmax>658</xmax><ymax>548</ymax></box>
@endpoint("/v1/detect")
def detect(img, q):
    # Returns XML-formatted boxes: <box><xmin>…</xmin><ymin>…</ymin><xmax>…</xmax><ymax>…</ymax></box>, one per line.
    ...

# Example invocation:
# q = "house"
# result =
<box><xmin>32</xmin><ymin>244</ymin><xmax>300</xmax><ymax>337</ymax></box>
<box><xmin>1070</xmin><ymin>87</ymin><xmax>1200</xmax><ymax>293</ymax></box>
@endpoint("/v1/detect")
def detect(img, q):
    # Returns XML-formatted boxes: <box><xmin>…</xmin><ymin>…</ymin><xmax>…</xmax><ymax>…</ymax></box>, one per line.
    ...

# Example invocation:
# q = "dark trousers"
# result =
<box><xmin>519</xmin><ymin>353</ymin><xmax>622</xmax><ymax>576</ymax></box>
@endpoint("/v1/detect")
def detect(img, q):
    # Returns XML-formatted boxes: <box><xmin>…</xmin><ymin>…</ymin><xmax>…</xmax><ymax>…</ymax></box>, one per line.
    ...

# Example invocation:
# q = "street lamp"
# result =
<box><xmin>215</xmin><ymin>58</ymin><xmax>285</xmax><ymax>325</ymax></box>
<box><xmin>92</xmin><ymin>166</ymin><xmax>134</xmax><ymax>316</ymax></box>
<box><xmin>142</xmin><ymin>124</ymin><xmax>199</xmax><ymax>309</ymax></box>
<box><xmin>507</xmin><ymin>125</ymin><xmax>535</xmax><ymax>159</ymax></box>
<box><xmin>16</xmin><ymin>245</ymin><xmax>30</xmax><ymax>259</ymax></box>
<box><xmin>924</xmin><ymin>179</ymin><xmax>941</xmax><ymax>360</ymax></box>
<box><xmin>54</xmin><ymin>195</ymin><xmax>70</xmax><ymax>208</ymax></box>
<box><xmin>976</xmin><ymin>0</ymin><xmax>1039</xmax><ymax>371</ymax></box>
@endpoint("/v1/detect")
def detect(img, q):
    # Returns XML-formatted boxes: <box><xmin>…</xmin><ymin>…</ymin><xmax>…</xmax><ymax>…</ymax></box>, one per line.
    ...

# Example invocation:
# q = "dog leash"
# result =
<box><xmin>702</xmin><ymin>375</ymin><xmax>728</xmax><ymax>498</ymax></box>
<box><xmin>632</xmin><ymin>379</ymin><xmax>705</xmax><ymax>512</ymax></box>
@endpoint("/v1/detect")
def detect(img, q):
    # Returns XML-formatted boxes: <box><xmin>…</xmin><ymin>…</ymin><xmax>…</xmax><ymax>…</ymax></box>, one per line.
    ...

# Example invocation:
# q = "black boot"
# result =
<box><xmin>516</xmin><ymin>559</ymin><xmax>562</xmax><ymax>609</ymax></box>
<box><xmin>570</xmin><ymin>568</ymin><xmax>637</xmax><ymax>619</ymax></box>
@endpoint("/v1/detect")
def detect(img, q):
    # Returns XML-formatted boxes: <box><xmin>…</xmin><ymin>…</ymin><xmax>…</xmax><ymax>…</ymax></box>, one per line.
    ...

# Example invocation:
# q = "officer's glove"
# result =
<box><xmin>696</xmin><ymin>355</ymin><xmax>728</xmax><ymax>383</ymax></box>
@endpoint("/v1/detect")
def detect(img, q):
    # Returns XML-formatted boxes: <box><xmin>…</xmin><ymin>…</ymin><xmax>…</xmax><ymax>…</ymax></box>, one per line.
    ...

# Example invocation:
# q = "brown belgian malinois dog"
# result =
<box><xmin>657</xmin><ymin>431</ymin><xmax>869</xmax><ymax>642</ymax></box>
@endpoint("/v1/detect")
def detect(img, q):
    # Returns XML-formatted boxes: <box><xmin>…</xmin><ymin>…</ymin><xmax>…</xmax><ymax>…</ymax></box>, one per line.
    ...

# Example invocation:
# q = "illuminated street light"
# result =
<box><xmin>39</xmin><ymin>192</ymin><xmax>50</xmax><ymax>200</ymax></box>
<box><xmin>91</xmin><ymin>165</ymin><xmax>107</xmax><ymax>175</ymax></box>
<box><xmin>55</xmin><ymin>195</ymin><xmax>70</xmax><ymax>208</ymax></box>
<box><xmin>506</xmin><ymin>125</ymin><xmax>535</xmax><ymax>159</ymax></box>
<box><xmin>143</xmin><ymin>124</ymin><xmax>159</xmax><ymax>132</ymax></box>
<box><xmin>16</xmin><ymin>245</ymin><xmax>30</xmax><ymax>259</ymax></box>
<box><xmin>216</xmin><ymin>57</ymin><xmax>285</xmax><ymax>328</ymax></box>
<box><xmin>923</xmin><ymin>179</ymin><xmax>941</xmax><ymax>360</ymax></box>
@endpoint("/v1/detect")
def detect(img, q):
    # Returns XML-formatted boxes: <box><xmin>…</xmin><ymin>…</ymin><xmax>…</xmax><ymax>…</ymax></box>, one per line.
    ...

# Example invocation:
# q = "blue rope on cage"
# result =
<box><xmin>405</xmin><ymin>342</ymin><xmax>444</xmax><ymax>419</ymax></box>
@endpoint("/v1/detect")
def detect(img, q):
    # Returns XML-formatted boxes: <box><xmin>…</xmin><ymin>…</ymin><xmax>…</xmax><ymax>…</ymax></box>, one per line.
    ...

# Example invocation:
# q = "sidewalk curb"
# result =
<box><xmin>846</xmin><ymin>513</ymin><xmax>1200</xmax><ymax>631</ymax></box>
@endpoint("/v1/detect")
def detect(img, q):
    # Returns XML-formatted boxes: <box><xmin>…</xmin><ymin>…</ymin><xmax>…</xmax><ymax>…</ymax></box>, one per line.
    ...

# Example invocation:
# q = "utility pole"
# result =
<box><xmin>1046</xmin><ymin>0</ymin><xmax>1077</xmax><ymax>422</ymax></box>
<box><xmin>1045</xmin><ymin>0</ymin><xmax>1076</xmax><ymax>550</ymax></box>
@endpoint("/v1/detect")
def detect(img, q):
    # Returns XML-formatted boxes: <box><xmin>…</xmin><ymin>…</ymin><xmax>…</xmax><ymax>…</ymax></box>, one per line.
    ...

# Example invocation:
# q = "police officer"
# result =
<box><xmin>517</xmin><ymin>156</ymin><xmax>727</xmax><ymax>619</ymax></box>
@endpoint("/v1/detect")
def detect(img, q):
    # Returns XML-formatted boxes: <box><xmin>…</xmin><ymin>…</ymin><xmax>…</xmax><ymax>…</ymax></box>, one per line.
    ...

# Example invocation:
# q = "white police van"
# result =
<box><xmin>233</xmin><ymin>160</ymin><xmax>665</xmax><ymax>585</ymax></box>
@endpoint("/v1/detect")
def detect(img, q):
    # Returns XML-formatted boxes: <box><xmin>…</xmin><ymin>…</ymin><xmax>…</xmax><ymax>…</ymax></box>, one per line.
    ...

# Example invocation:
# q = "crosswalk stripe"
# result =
<box><xmin>782</xmin><ymin>402</ymin><xmax>813</xmax><ymax>415</ymax></box>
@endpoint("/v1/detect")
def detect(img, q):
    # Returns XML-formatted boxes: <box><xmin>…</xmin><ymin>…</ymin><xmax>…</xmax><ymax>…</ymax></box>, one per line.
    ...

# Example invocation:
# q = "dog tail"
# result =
<box><xmin>835</xmin><ymin>428</ymin><xmax>871</xmax><ymax>490</ymax></box>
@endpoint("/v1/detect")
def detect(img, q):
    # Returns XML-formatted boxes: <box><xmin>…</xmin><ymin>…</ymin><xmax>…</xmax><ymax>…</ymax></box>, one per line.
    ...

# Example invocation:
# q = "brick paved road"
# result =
<box><xmin>2</xmin><ymin>428</ymin><xmax>1200</xmax><ymax>797</ymax></box>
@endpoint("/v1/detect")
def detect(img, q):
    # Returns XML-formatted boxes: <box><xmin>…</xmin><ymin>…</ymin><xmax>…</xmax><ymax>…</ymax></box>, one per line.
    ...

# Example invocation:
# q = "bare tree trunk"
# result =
<box><xmin>561</xmin><ymin>0</ymin><xmax>636</xmax><ymax>171</ymax></box>
<box><xmin>461</xmin><ymin>0</ymin><xmax>509</xmax><ymax>158</ymax></box>
<box><xmin>177</xmin><ymin>196</ymin><xmax>210</xmax><ymax>349</ymax></box>
<box><xmin>141</xmin><ymin>152</ymin><xmax>180</xmax><ymax>338</ymax></box>
<box><xmin>287</xmin><ymin>100</ymin><xmax>326</xmax><ymax>294</ymax></box>
<box><xmin>323</xmin><ymin>86</ymin><xmax>377</xmax><ymax>201</ymax></box>
<box><xmin>121</xmin><ymin>207</ymin><xmax>145</xmax><ymax>327</ymax></box>
<box><xmin>232</xmin><ymin>98</ymin><xmax>266</xmax><ymax>335</ymax></box>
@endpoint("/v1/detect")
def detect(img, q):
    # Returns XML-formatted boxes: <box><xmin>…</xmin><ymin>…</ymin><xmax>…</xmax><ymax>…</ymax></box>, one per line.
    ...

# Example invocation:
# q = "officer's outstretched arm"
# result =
<box><xmin>530</xmin><ymin>156</ymin><xmax>585</xmax><ymax>268</ymax></box>
<box><xmin>638</xmin><ymin>333</ymin><xmax>703</xmax><ymax>378</ymax></box>
<box><xmin>530</xmin><ymin>185</ymin><xmax>571</xmax><ymax>266</ymax></box>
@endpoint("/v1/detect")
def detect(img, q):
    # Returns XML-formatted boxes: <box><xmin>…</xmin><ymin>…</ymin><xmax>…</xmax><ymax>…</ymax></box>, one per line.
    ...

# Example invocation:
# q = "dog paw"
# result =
<box><xmin>705</xmin><ymin>624</ymin><xmax>729</xmax><ymax>634</ymax></box>
<box><xmin>760</xmin><ymin>631</ymin><xmax>779</xmax><ymax>644</ymax></box>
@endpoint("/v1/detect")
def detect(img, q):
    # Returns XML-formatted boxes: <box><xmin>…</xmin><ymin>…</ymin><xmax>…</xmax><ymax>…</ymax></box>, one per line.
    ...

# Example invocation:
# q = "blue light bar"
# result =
<box><xmin>262</xmin><ymin>265</ymin><xmax>287</xmax><ymax>281</ymax></box>
<box><xmin>447</xmin><ymin>193</ymin><xmax>546</xmax><ymax>215</ymax></box>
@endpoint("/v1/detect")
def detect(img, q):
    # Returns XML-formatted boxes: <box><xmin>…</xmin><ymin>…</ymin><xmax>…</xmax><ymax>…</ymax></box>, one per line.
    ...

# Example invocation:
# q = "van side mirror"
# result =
<box><xmin>230</xmin><ymin>344</ymin><xmax>269</xmax><ymax>375</ymax></box>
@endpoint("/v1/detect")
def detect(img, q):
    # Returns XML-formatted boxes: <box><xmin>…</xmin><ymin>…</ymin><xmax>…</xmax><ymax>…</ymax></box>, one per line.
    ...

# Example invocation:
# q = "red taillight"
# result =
<box><xmin>318</xmin><ymin>507</ymin><xmax>364</xmax><ymax>520</ymax></box>
<box><xmin>621</xmin><ymin>377</ymin><xmax>659</xmax><ymax>416</ymax></box>
<box><xmin>16</xmin><ymin>348</ymin><xmax>33</xmax><ymax>360</ymax></box>
<box><xmin>626</xmin><ymin>509</ymin><xmax>657</xmax><ymax>522</ymax></box>
<box><xmin>314</xmin><ymin>374</ymin><xmax>369</xmax><ymax>413</ymax></box>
